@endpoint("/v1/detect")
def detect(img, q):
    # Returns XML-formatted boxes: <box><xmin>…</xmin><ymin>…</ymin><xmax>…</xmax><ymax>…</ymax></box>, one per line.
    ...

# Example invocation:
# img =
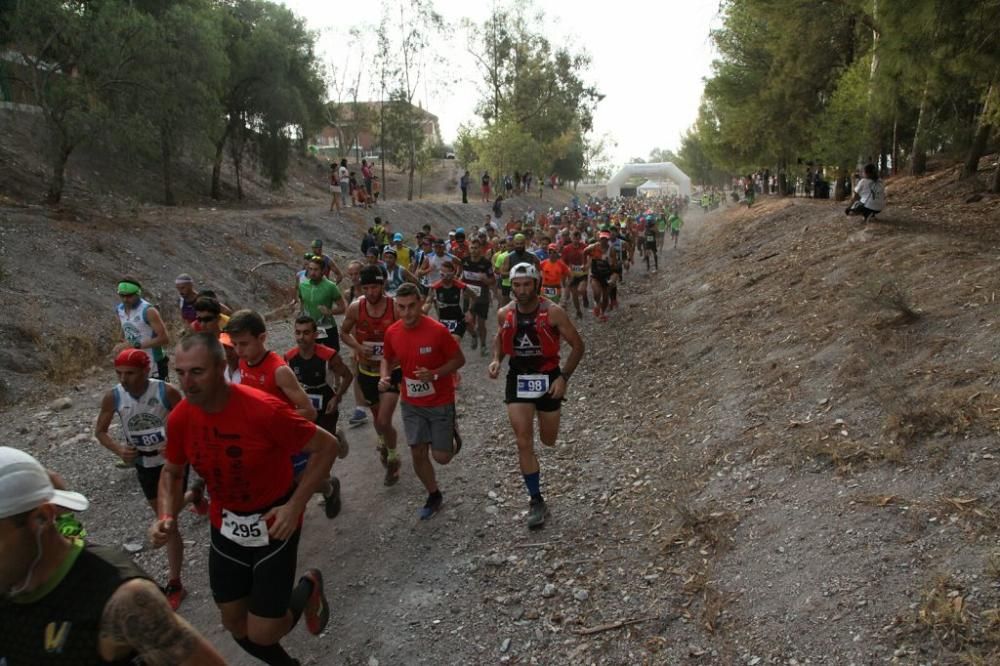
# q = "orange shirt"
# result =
<box><xmin>540</xmin><ymin>259</ymin><xmax>571</xmax><ymax>287</ymax></box>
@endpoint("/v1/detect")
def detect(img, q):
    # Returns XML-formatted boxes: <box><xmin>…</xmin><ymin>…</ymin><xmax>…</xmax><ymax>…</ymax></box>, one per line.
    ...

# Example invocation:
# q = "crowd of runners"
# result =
<box><xmin>1</xmin><ymin>192</ymin><xmax>688</xmax><ymax>665</ymax></box>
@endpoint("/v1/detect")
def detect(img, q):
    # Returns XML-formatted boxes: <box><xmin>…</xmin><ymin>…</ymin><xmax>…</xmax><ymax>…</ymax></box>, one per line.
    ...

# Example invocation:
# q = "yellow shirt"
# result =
<box><xmin>394</xmin><ymin>244</ymin><xmax>412</xmax><ymax>270</ymax></box>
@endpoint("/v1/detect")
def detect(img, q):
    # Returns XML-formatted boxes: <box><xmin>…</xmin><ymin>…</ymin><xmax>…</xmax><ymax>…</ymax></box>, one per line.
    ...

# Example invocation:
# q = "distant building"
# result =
<box><xmin>0</xmin><ymin>50</ymin><xmax>51</xmax><ymax>110</ymax></box>
<box><xmin>313</xmin><ymin>101</ymin><xmax>442</xmax><ymax>156</ymax></box>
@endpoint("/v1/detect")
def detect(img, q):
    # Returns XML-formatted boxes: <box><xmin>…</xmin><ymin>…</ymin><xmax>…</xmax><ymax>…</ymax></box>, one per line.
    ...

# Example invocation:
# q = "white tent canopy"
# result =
<box><xmin>607</xmin><ymin>162</ymin><xmax>692</xmax><ymax>198</ymax></box>
<box><xmin>637</xmin><ymin>179</ymin><xmax>675</xmax><ymax>194</ymax></box>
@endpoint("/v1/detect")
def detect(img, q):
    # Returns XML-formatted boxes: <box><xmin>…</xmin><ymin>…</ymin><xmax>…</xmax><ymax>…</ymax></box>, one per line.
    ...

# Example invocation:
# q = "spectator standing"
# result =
<box><xmin>460</xmin><ymin>170</ymin><xmax>470</xmax><ymax>204</ymax></box>
<box><xmin>362</xmin><ymin>159</ymin><xmax>374</xmax><ymax>198</ymax></box>
<box><xmin>481</xmin><ymin>171</ymin><xmax>491</xmax><ymax>202</ymax></box>
<box><xmin>339</xmin><ymin>158</ymin><xmax>350</xmax><ymax>207</ymax></box>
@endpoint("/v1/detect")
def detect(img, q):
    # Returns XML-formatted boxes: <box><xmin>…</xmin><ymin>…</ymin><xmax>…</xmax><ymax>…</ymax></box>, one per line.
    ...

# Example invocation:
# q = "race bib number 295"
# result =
<box><xmin>220</xmin><ymin>509</ymin><xmax>269</xmax><ymax>547</ymax></box>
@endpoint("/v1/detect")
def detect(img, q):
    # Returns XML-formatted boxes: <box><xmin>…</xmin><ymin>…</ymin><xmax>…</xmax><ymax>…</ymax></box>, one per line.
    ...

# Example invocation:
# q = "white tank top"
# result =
<box><xmin>426</xmin><ymin>252</ymin><xmax>454</xmax><ymax>285</ymax></box>
<box><xmin>113</xmin><ymin>380</ymin><xmax>170</xmax><ymax>468</ymax></box>
<box><xmin>116</xmin><ymin>299</ymin><xmax>164</xmax><ymax>364</ymax></box>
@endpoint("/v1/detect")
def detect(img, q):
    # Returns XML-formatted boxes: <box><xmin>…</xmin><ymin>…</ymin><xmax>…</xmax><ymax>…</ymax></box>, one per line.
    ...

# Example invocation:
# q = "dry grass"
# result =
<box><xmin>864</xmin><ymin>278</ymin><xmax>922</xmax><ymax>325</ymax></box>
<box><xmin>665</xmin><ymin>503</ymin><xmax>740</xmax><ymax>555</ymax></box>
<box><xmin>905</xmin><ymin>576</ymin><xmax>1000</xmax><ymax>661</ymax></box>
<box><xmin>916</xmin><ymin>577</ymin><xmax>970</xmax><ymax>650</ymax></box>
<box><xmin>42</xmin><ymin>318</ymin><xmax>120</xmax><ymax>384</ymax></box>
<box><xmin>261</xmin><ymin>241</ymin><xmax>288</xmax><ymax>261</ymax></box>
<box><xmin>885</xmin><ymin>388</ymin><xmax>1000</xmax><ymax>448</ymax></box>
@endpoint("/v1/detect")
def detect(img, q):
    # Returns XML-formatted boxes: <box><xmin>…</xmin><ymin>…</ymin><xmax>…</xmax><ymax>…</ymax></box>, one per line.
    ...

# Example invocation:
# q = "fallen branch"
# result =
<box><xmin>513</xmin><ymin>539</ymin><xmax>563</xmax><ymax>549</ymax></box>
<box><xmin>249</xmin><ymin>260</ymin><xmax>294</xmax><ymax>273</ymax></box>
<box><xmin>574</xmin><ymin>616</ymin><xmax>659</xmax><ymax>636</ymax></box>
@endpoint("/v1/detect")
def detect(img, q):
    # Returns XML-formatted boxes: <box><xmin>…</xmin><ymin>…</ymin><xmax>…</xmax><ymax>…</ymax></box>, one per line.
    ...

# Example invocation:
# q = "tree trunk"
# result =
<box><xmin>865</xmin><ymin>0</ymin><xmax>881</xmax><ymax>163</ymax></box>
<box><xmin>910</xmin><ymin>80</ymin><xmax>930</xmax><ymax>175</ymax></box>
<box><xmin>891</xmin><ymin>112</ymin><xmax>899</xmax><ymax>175</ymax></box>
<box><xmin>380</xmin><ymin>105</ymin><xmax>387</xmax><ymax>201</ymax></box>
<box><xmin>211</xmin><ymin>141</ymin><xmax>224</xmax><ymax>200</ymax></box>
<box><xmin>160</xmin><ymin>126</ymin><xmax>176</xmax><ymax>207</ymax></box>
<box><xmin>834</xmin><ymin>166</ymin><xmax>849</xmax><ymax>201</ymax></box>
<box><xmin>961</xmin><ymin>82</ymin><xmax>995</xmax><ymax>180</ymax></box>
<box><xmin>46</xmin><ymin>139</ymin><xmax>72</xmax><ymax>205</ymax></box>
<box><xmin>407</xmin><ymin>141</ymin><xmax>415</xmax><ymax>201</ymax></box>
<box><xmin>991</xmin><ymin>159</ymin><xmax>1000</xmax><ymax>193</ymax></box>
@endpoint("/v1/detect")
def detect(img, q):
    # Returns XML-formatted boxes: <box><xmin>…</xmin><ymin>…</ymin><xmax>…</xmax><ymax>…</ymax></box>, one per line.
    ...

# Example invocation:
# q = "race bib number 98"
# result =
<box><xmin>516</xmin><ymin>374</ymin><xmax>550</xmax><ymax>399</ymax></box>
<box><xmin>220</xmin><ymin>509</ymin><xmax>269</xmax><ymax>547</ymax></box>
<box><xmin>405</xmin><ymin>376</ymin><xmax>436</xmax><ymax>398</ymax></box>
<box><xmin>307</xmin><ymin>393</ymin><xmax>323</xmax><ymax>410</ymax></box>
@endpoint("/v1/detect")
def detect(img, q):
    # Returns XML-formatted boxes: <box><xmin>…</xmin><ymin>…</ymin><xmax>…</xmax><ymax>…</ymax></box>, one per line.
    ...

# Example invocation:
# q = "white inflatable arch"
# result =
<box><xmin>606</xmin><ymin>162</ymin><xmax>692</xmax><ymax>198</ymax></box>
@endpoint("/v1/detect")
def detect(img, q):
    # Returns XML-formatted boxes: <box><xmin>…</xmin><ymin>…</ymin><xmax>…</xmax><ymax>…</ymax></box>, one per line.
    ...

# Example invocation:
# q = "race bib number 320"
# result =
<box><xmin>405</xmin><ymin>376</ymin><xmax>436</xmax><ymax>398</ymax></box>
<box><xmin>516</xmin><ymin>374</ymin><xmax>550</xmax><ymax>399</ymax></box>
<box><xmin>220</xmin><ymin>509</ymin><xmax>269</xmax><ymax>547</ymax></box>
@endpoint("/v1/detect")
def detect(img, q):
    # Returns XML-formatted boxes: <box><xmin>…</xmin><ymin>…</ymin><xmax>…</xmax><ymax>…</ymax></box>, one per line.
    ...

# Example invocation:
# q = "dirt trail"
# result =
<box><xmin>1</xmin><ymin>204</ymin><xmax>714</xmax><ymax>665</ymax></box>
<box><xmin>8</xmin><ymin>177</ymin><xmax>1000</xmax><ymax>665</ymax></box>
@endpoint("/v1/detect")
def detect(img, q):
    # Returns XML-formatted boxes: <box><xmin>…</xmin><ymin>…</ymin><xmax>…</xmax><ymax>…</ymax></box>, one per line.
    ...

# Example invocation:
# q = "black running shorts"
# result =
<box><xmin>358</xmin><ymin>367</ymin><xmax>401</xmax><ymax>406</ymax></box>
<box><xmin>504</xmin><ymin>368</ymin><xmax>563</xmax><ymax>412</ymax></box>
<box><xmin>209</xmin><ymin>524</ymin><xmax>300</xmax><ymax>619</ymax></box>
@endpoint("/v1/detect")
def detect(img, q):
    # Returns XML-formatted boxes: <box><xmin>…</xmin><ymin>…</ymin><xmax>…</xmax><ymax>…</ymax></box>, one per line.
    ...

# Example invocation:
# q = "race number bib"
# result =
<box><xmin>466</xmin><ymin>284</ymin><xmax>482</xmax><ymax>297</ymax></box>
<box><xmin>463</xmin><ymin>271</ymin><xmax>486</xmax><ymax>283</ymax></box>
<box><xmin>541</xmin><ymin>286</ymin><xmax>558</xmax><ymax>298</ymax></box>
<box><xmin>405</xmin><ymin>376</ymin><xmax>436</xmax><ymax>398</ymax></box>
<box><xmin>363</xmin><ymin>341</ymin><xmax>384</xmax><ymax>361</ymax></box>
<box><xmin>307</xmin><ymin>393</ymin><xmax>323</xmax><ymax>410</ymax></box>
<box><xmin>516</xmin><ymin>374</ymin><xmax>550</xmax><ymax>399</ymax></box>
<box><xmin>571</xmin><ymin>264</ymin><xmax>585</xmax><ymax>275</ymax></box>
<box><xmin>127</xmin><ymin>428</ymin><xmax>166</xmax><ymax>468</ymax></box>
<box><xmin>441</xmin><ymin>319</ymin><xmax>460</xmax><ymax>333</ymax></box>
<box><xmin>220</xmin><ymin>509</ymin><xmax>269</xmax><ymax>547</ymax></box>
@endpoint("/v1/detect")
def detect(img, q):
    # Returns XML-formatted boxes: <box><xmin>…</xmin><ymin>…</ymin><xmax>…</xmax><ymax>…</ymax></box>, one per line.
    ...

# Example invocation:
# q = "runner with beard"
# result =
<box><xmin>488</xmin><ymin>263</ymin><xmax>585</xmax><ymax>529</ymax></box>
<box><xmin>500</xmin><ymin>233</ymin><xmax>541</xmax><ymax>277</ymax></box>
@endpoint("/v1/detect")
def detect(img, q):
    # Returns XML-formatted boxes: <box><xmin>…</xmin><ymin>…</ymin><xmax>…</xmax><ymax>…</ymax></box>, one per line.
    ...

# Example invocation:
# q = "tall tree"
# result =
<box><xmin>6</xmin><ymin>0</ymin><xmax>148</xmax><ymax>203</ymax></box>
<box><xmin>123</xmin><ymin>0</ymin><xmax>226</xmax><ymax>205</ymax></box>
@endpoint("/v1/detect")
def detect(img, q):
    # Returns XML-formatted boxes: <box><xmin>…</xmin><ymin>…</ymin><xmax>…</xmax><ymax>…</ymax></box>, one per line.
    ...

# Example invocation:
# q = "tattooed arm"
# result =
<box><xmin>99</xmin><ymin>578</ymin><xmax>226</xmax><ymax>665</ymax></box>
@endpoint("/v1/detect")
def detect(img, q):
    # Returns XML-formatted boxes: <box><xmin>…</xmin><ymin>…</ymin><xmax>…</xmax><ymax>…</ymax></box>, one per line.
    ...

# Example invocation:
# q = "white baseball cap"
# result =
<box><xmin>0</xmin><ymin>447</ymin><xmax>89</xmax><ymax>519</ymax></box>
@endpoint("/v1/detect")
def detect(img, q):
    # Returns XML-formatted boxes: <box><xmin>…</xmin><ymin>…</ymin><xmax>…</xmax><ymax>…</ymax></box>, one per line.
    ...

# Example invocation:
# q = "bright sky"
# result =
<box><xmin>280</xmin><ymin>0</ymin><xmax>720</xmax><ymax>167</ymax></box>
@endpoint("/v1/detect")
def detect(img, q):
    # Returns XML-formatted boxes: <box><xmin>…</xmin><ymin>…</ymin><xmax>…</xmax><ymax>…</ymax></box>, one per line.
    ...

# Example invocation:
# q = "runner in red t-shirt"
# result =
<box><xmin>226</xmin><ymin>309</ymin><xmax>348</xmax><ymax>507</ymax></box>
<box><xmin>151</xmin><ymin>332</ymin><xmax>342</xmax><ymax>664</ymax></box>
<box><xmin>381</xmin><ymin>283</ymin><xmax>466</xmax><ymax>520</ymax></box>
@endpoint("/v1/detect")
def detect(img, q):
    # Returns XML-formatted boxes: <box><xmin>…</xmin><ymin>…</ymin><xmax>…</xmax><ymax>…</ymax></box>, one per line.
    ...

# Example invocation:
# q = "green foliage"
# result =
<box><xmin>5</xmin><ymin>0</ymin><xmax>151</xmax><ymax>202</ymax></box>
<box><xmin>684</xmin><ymin>0</ymin><xmax>1000</xmax><ymax>182</ymax></box>
<box><xmin>814</xmin><ymin>58</ymin><xmax>870</xmax><ymax>169</ymax></box>
<box><xmin>379</xmin><ymin>88</ymin><xmax>428</xmax><ymax>174</ymax></box>
<box><xmin>455</xmin><ymin>124</ymin><xmax>479</xmax><ymax>168</ymax></box>
<box><xmin>466</xmin><ymin>2</ymin><xmax>601</xmax><ymax>184</ymax></box>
